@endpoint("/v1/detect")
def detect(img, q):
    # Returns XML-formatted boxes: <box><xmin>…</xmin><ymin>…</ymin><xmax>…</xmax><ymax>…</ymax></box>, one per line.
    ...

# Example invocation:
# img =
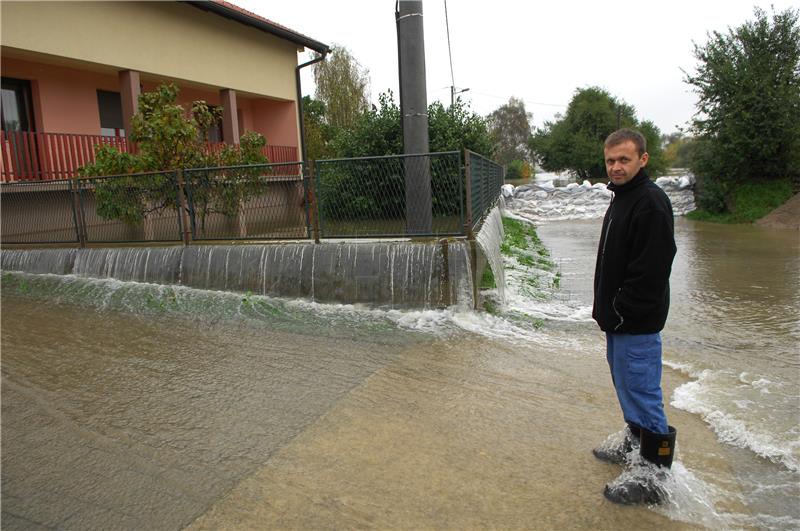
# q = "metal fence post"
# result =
<box><xmin>308</xmin><ymin>160</ymin><xmax>321</xmax><ymax>243</ymax></box>
<box><xmin>463</xmin><ymin>149</ymin><xmax>474</xmax><ymax>239</ymax></box>
<box><xmin>302</xmin><ymin>162</ymin><xmax>312</xmax><ymax>239</ymax></box>
<box><xmin>440</xmin><ymin>238</ymin><xmax>451</xmax><ymax>307</ymax></box>
<box><xmin>176</xmin><ymin>169</ymin><xmax>192</xmax><ymax>245</ymax></box>
<box><xmin>69</xmin><ymin>177</ymin><xmax>86</xmax><ymax>248</ymax></box>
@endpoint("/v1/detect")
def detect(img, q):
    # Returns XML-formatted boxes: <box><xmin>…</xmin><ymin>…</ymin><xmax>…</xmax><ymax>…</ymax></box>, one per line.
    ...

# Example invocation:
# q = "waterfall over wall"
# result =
<box><xmin>474</xmin><ymin>203</ymin><xmax>506</xmax><ymax>302</ymax></box>
<box><xmin>2</xmin><ymin>241</ymin><xmax>478</xmax><ymax>309</ymax></box>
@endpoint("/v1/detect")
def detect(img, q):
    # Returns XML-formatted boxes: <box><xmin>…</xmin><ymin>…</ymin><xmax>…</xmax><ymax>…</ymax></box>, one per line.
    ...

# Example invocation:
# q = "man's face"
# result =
<box><xmin>604</xmin><ymin>141</ymin><xmax>649</xmax><ymax>186</ymax></box>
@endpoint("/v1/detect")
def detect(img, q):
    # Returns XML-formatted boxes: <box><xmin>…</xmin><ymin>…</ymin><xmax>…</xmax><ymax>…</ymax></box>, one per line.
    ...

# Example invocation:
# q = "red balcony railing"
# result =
<box><xmin>0</xmin><ymin>131</ymin><xmax>299</xmax><ymax>182</ymax></box>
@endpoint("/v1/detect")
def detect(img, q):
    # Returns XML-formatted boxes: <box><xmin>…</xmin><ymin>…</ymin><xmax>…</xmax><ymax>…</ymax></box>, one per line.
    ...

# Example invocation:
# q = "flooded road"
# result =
<box><xmin>2</xmin><ymin>216</ymin><xmax>798</xmax><ymax>529</ymax></box>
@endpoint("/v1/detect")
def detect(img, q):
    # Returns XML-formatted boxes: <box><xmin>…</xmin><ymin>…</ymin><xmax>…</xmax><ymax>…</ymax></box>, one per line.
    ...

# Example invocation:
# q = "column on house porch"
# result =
<box><xmin>118</xmin><ymin>70</ymin><xmax>140</xmax><ymax>137</ymax></box>
<box><xmin>220</xmin><ymin>88</ymin><xmax>239</xmax><ymax>145</ymax></box>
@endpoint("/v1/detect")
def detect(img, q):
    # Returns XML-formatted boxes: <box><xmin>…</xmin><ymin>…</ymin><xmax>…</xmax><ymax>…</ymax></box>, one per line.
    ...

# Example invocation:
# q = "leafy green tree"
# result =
<box><xmin>530</xmin><ymin>87</ymin><xmax>665</xmax><ymax>180</ymax></box>
<box><xmin>330</xmin><ymin>91</ymin><xmax>403</xmax><ymax>158</ymax></box>
<box><xmin>319</xmin><ymin>91</ymin><xmax>494</xmax><ymax>220</ymax></box>
<box><xmin>313</xmin><ymin>46</ymin><xmax>371</xmax><ymax>130</ymax></box>
<box><xmin>302</xmin><ymin>95</ymin><xmax>335</xmax><ymax>160</ymax></box>
<box><xmin>79</xmin><ymin>84</ymin><xmax>268</xmax><ymax>226</ymax></box>
<box><xmin>684</xmin><ymin>7</ymin><xmax>800</xmax><ymax>212</ymax></box>
<box><xmin>428</xmin><ymin>98</ymin><xmax>494</xmax><ymax>155</ymax></box>
<box><xmin>505</xmin><ymin>159</ymin><xmax>532</xmax><ymax>181</ymax></box>
<box><xmin>663</xmin><ymin>133</ymin><xmax>694</xmax><ymax>168</ymax></box>
<box><xmin>487</xmin><ymin>97</ymin><xmax>533</xmax><ymax>165</ymax></box>
<box><xmin>331</xmin><ymin>91</ymin><xmax>493</xmax><ymax>158</ymax></box>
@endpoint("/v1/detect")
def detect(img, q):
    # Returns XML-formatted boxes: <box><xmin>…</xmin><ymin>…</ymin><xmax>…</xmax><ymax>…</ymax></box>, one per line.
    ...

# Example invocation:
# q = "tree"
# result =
<box><xmin>428</xmin><ymin>98</ymin><xmax>494</xmax><ymax>156</ymax></box>
<box><xmin>319</xmin><ymin>91</ymin><xmax>494</xmax><ymax>220</ymax></box>
<box><xmin>302</xmin><ymin>96</ymin><xmax>335</xmax><ymax>160</ymax></box>
<box><xmin>684</xmin><ymin>7</ymin><xmax>800</xmax><ymax>211</ymax></box>
<box><xmin>313</xmin><ymin>45</ymin><xmax>371</xmax><ymax>130</ymax></box>
<box><xmin>505</xmin><ymin>159</ymin><xmax>532</xmax><ymax>181</ymax></box>
<box><xmin>663</xmin><ymin>133</ymin><xmax>694</xmax><ymax>168</ymax></box>
<box><xmin>79</xmin><ymin>84</ymin><xmax>268</xmax><ymax>226</ymax></box>
<box><xmin>529</xmin><ymin>87</ymin><xmax>665</xmax><ymax>180</ymax></box>
<box><xmin>487</xmin><ymin>97</ymin><xmax>533</xmax><ymax>165</ymax></box>
<box><xmin>331</xmin><ymin>91</ymin><xmax>493</xmax><ymax>158</ymax></box>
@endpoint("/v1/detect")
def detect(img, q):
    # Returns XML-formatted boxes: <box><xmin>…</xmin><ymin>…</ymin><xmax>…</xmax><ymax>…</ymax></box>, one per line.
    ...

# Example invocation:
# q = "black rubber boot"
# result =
<box><xmin>592</xmin><ymin>424</ymin><xmax>640</xmax><ymax>465</ymax></box>
<box><xmin>603</xmin><ymin>426</ymin><xmax>677</xmax><ymax>505</ymax></box>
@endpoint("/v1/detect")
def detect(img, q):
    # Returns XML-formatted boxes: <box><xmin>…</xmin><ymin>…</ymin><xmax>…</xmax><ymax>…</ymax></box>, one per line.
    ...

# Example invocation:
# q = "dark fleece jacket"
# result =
<box><xmin>592</xmin><ymin>169</ymin><xmax>676</xmax><ymax>334</ymax></box>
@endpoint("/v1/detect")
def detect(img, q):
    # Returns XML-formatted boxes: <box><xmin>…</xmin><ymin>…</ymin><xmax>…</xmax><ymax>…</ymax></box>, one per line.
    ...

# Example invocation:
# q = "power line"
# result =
<box><xmin>444</xmin><ymin>0</ymin><xmax>455</xmax><ymax>90</ymax></box>
<box><xmin>436</xmin><ymin>87</ymin><xmax>567</xmax><ymax>109</ymax></box>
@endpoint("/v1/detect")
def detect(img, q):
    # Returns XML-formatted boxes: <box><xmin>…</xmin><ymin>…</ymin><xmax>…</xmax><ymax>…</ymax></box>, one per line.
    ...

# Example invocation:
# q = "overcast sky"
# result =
<box><xmin>236</xmin><ymin>0</ymin><xmax>796</xmax><ymax>135</ymax></box>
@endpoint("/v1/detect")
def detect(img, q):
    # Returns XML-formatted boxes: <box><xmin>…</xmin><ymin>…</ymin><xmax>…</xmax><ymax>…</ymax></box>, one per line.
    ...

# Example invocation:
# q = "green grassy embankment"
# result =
<box><xmin>687</xmin><ymin>178</ymin><xmax>794</xmax><ymax>223</ymax></box>
<box><xmin>480</xmin><ymin>216</ymin><xmax>561</xmax><ymax>323</ymax></box>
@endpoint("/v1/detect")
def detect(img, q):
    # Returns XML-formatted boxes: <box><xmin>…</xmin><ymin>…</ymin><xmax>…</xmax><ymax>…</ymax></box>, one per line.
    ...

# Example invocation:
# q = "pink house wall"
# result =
<box><xmin>3</xmin><ymin>57</ymin><xmax>298</xmax><ymax>149</ymax></box>
<box><xmin>251</xmin><ymin>99</ymin><xmax>298</xmax><ymax>147</ymax></box>
<box><xmin>2</xmin><ymin>58</ymin><xmax>118</xmax><ymax>135</ymax></box>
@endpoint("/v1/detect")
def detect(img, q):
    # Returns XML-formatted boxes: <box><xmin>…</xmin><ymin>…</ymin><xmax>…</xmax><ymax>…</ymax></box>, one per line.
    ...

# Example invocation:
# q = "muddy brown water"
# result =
<box><xmin>1</xmin><ymin>217</ymin><xmax>798</xmax><ymax>530</ymax></box>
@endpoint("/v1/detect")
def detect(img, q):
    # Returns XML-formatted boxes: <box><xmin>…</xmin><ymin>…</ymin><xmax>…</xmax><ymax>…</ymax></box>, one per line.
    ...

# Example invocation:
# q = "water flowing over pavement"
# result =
<box><xmin>2</xmin><ymin>175</ymin><xmax>798</xmax><ymax>530</ymax></box>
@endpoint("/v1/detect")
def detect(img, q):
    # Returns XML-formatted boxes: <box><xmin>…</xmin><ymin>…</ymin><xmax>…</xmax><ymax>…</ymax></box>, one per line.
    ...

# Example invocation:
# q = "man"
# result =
<box><xmin>592</xmin><ymin>128</ymin><xmax>677</xmax><ymax>505</ymax></box>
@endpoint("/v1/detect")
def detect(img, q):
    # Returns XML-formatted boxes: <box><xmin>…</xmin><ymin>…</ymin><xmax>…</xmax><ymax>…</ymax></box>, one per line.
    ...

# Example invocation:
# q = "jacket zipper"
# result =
<box><xmin>612</xmin><ymin>289</ymin><xmax>625</xmax><ymax>331</ymax></box>
<box><xmin>601</xmin><ymin>218</ymin><xmax>613</xmax><ymax>259</ymax></box>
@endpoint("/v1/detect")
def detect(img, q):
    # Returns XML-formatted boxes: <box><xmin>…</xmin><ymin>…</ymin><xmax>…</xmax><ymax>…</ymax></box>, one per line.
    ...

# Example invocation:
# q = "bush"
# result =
<box><xmin>687</xmin><ymin>178</ymin><xmax>793</xmax><ymax>223</ymax></box>
<box><xmin>685</xmin><ymin>8</ymin><xmax>800</xmax><ymax>211</ymax></box>
<box><xmin>505</xmin><ymin>159</ymin><xmax>532</xmax><ymax>181</ymax></box>
<box><xmin>79</xmin><ymin>84</ymin><xmax>269</xmax><ymax>225</ymax></box>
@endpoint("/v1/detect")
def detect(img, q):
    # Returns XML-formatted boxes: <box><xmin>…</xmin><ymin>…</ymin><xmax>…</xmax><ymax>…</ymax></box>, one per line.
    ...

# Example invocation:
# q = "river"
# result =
<box><xmin>1</xmin><ymin>179</ymin><xmax>798</xmax><ymax>529</ymax></box>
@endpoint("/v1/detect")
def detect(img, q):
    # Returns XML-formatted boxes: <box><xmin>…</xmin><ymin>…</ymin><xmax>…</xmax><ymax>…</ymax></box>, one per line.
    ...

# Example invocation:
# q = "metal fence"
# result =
<box><xmin>77</xmin><ymin>171</ymin><xmax>184</xmax><ymax>244</ymax></box>
<box><xmin>1</xmin><ymin>179</ymin><xmax>82</xmax><ymax>244</ymax></box>
<box><xmin>183</xmin><ymin>162</ymin><xmax>307</xmax><ymax>240</ymax></box>
<box><xmin>1</xmin><ymin>150</ymin><xmax>503</xmax><ymax>245</ymax></box>
<box><xmin>314</xmin><ymin>152</ymin><xmax>464</xmax><ymax>238</ymax></box>
<box><xmin>465</xmin><ymin>150</ymin><xmax>504</xmax><ymax>236</ymax></box>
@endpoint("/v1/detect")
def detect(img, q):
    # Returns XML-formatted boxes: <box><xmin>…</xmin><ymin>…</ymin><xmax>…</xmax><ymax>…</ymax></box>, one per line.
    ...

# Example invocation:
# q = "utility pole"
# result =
<box><xmin>450</xmin><ymin>86</ymin><xmax>469</xmax><ymax>107</ymax></box>
<box><xmin>396</xmin><ymin>0</ymin><xmax>432</xmax><ymax>234</ymax></box>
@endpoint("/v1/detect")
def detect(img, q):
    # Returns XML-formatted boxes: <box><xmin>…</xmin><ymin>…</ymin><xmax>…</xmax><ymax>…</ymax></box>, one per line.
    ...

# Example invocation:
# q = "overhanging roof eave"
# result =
<box><xmin>184</xmin><ymin>1</ymin><xmax>330</xmax><ymax>55</ymax></box>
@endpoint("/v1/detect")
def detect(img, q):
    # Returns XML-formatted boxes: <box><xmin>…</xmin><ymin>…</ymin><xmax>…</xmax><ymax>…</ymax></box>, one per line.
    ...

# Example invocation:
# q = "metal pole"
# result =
<box><xmin>396</xmin><ymin>0</ymin><xmax>432</xmax><ymax>234</ymax></box>
<box><xmin>463</xmin><ymin>149</ymin><xmax>474</xmax><ymax>240</ymax></box>
<box><xmin>308</xmin><ymin>160</ymin><xmax>321</xmax><ymax>243</ymax></box>
<box><xmin>176</xmin><ymin>169</ymin><xmax>192</xmax><ymax>245</ymax></box>
<box><xmin>295</xmin><ymin>52</ymin><xmax>328</xmax><ymax>164</ymax></box>
<box><xmin>69</xmin><ymin>178</ymin><xmax>85</xmax><ymax>248</ymax></box>
<box><xmin>440</xmin><ymin>238</ymin><xmax>451</xmax><ymax>307</ymax></box>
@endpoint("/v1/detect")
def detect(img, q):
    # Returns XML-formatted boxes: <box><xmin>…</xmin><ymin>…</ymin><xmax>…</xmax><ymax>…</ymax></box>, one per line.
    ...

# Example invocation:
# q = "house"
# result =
<box><xmin>0</xmin><ymin>1</ymin><xmax>329</xmax><ymax>181</ymax></box>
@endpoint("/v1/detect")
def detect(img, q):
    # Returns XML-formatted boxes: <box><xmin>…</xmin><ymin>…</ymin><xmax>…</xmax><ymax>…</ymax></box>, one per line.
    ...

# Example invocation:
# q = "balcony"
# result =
<box><xmin>0</xmin><ymin>131</ymin><xmax>299</xmax><ymax>182</ymax></box>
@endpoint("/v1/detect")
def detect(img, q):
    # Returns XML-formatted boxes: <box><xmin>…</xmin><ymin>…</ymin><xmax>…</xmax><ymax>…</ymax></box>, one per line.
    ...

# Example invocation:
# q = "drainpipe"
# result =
<box><xmin>295</xmin><ymin>51</ymin><xmax>328</xmax><ymax>163</ymax></box>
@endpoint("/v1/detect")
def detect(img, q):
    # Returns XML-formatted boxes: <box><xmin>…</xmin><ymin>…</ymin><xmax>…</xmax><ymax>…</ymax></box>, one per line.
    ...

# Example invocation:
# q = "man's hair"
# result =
<box><xmin>605</xmin><ymin>128</ymin><xmax>647</xmax><ymax>156</ymax></box>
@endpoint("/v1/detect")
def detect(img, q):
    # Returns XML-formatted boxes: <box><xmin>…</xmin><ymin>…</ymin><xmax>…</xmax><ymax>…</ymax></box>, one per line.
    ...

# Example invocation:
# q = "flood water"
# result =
<box><xmin>2</xmin><ymin>214</ymin><xmax>799</xmax><ymax>529</ymax></box>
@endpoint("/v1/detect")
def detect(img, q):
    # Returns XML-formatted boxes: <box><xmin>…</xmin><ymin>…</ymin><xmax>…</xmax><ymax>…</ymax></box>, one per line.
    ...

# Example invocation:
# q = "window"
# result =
<box><xmin>1</xmin><ymin>77</ymin><xmax>34</xmax><ymax>132</ymax></box>
<box><xmin>97</xmin><ymin>90</ymin><xmax>125</xmax><ymax>137</ymax></box>
<box><xmin>205</xmin><ymin>105</ymin><xmax>223</xmax><ymax>143</ymax></box>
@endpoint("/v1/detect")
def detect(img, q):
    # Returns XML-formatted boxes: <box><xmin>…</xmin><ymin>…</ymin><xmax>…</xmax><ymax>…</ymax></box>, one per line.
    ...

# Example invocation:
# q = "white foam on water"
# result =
<box><xmin>655</xmin><ymin>461</ymin><xmax>746</xmax><ymax>529</ymax></box>
<box><xmin>671</xmin><ymin>369</ymin><xmax>800</xmax><ymax>473</ymax></box>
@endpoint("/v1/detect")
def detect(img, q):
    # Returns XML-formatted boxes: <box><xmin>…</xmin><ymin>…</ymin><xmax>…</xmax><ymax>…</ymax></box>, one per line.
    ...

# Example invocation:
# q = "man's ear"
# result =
<box><xmin>640</xmin><ymin>152</ymin><xmax>650</xmax><ymax>166</ymax></box>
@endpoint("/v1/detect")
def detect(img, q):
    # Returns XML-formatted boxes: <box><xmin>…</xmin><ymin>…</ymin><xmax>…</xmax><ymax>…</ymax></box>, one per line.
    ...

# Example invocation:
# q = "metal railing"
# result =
<box><xmin>183</xmin><ymin>162</ymin><xmax>307</xmax><ymax>240</ymax></box>
<box><xmin>465</xmin><ymin>150</ymin><xmax>504</xmax><ymax>236</ymax></box>
<box><xmin>0</xmin><ymin>130</ymin><xmax>298</xmax><ymax>182</ymax></box>
<box><xmin>314</xmin><ymin>152</ymin><xmax>463</xmax><ymax>238</ymax></box>
<box><xmin>1</xmin><ymin>150</ymin><xmax>503</xmax><ymax>245</ymax></box>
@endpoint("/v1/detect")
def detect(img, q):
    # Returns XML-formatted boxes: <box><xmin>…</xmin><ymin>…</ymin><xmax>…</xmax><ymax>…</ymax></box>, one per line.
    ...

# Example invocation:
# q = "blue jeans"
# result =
<box><xmin>606</xmin><ymin>332</ymin><xmax>669</xmax><ymax>435</ymax></box>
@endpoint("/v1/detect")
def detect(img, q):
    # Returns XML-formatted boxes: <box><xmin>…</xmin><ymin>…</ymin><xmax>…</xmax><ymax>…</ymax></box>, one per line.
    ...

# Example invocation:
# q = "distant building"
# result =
<box><xmin>0</xmin><ymin>1</ymin><xmax>328</xmax><ymax>180</ymax></box>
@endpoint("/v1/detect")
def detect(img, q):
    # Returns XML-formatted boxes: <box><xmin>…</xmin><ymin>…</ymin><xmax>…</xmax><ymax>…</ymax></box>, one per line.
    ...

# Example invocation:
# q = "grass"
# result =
<box><xmin>480</xmin><ymin>215</ymin><xmax>562</xmax><ymax>315</ymax></box>
<box><xmin>480</xmin><ymin>265</ymin><xmax>496</xmax><ymax>289</ymax></box>
<box><xmin>687</xmin><ymin>178</ymin><xmax>794</xmax><ymax>223</ymax></box>
<box><xmin>500</xmin><ymin>217</ymin><xmax>555</xmax><ymax>271</ymax></box>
